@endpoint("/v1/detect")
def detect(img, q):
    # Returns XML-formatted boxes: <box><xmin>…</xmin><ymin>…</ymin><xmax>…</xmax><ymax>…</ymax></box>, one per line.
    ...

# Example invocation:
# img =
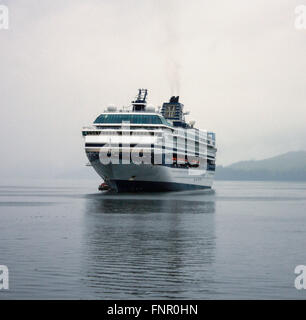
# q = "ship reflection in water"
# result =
<box><xmin>83</xmin><ymin>190</ymin><xmax>216</xmax><ymax>299</ymax></box>
<box><xmin>1</xmin><ymin>180</ymin><xmax>306</xmax><ymax>299</ymax></box>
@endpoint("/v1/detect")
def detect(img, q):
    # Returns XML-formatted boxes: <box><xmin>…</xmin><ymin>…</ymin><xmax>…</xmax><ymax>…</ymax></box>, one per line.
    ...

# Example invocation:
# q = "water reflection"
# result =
<box><xmin>82</xmin><ymin>191</ymin><xmax>216</xmax><ymax>299</ymax></box>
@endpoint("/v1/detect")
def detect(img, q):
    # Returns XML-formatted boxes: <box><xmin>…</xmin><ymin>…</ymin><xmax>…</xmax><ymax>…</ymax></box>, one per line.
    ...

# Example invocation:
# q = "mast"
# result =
<box><xmin>132</xmin><ymin>89</ymin><xmax>148</xmax><ymax>111</ymax></box>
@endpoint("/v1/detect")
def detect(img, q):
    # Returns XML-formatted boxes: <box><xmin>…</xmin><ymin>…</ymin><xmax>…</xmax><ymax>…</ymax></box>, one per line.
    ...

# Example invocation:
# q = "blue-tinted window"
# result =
<box><xmin>94</xmin><ymin>114</ymin><xmax>171</xmax><ymax>125</ymax></box>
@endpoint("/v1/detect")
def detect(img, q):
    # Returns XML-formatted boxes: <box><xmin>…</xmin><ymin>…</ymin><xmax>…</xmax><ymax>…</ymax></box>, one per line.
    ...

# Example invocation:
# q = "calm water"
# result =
<box><xmin>0</xmin><ymin>179</ymin><xmax>306</xmax><ymax>299</ymax></box>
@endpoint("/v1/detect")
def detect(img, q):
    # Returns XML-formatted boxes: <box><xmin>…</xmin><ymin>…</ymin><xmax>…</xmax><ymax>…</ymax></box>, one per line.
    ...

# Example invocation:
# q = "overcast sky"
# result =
<box><xmin>1</xmin><ymin>0</ymin><xmax>306</xmax><ymax>178</ymax></box>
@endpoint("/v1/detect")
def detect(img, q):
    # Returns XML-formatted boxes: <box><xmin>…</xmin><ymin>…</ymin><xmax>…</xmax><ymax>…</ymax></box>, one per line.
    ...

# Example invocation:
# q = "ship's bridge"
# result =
<box><xmin>94</xmin><ymin>113</ymin><xmax>171</xmax><ymax>126</ymax></box>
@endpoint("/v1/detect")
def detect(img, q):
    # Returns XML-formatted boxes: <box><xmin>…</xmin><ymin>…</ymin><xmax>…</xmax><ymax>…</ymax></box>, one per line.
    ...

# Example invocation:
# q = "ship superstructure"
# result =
<box><xmin>82</xmin><ymin>89</ymin><xmax>216</xmax><ymax>192</ymax></box>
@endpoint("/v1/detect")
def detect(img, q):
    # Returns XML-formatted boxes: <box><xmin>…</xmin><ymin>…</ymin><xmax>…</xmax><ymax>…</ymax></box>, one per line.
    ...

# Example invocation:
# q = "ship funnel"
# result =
<box><xmin>170</xmin><ymin>96</ymin><xmax>179</xmax><ymax>103</ymax></box>
<box><xmin>161</xmin><ymin>95</ymin><xmax>185</xmax><ymax>127</ymax></box>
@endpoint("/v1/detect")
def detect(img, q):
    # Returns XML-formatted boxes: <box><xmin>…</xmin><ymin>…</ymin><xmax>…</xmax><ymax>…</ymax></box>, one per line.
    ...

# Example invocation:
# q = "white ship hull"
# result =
<box><xmin>90</xmin><ymin>160</ymin><xmax>214</xmax><ymax>192</ymax></box>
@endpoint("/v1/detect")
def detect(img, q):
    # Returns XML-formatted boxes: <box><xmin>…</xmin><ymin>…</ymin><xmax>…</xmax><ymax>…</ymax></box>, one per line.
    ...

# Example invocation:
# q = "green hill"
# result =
<box><xmin>215</xmin><ymin>151</ymin><xmax>306</xmax><ymax>181</ymax></box>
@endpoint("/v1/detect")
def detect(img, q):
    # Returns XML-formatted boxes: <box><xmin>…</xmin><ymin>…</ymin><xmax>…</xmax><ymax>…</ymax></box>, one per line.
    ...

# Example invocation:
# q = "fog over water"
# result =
<box><xmin>1</xmin><ymin>0</ymin><xmax>306</xmax><ymax>178</ymax></box>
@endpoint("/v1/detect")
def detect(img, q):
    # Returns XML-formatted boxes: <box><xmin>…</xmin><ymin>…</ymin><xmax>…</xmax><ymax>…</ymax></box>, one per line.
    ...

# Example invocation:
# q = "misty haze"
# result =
<box><xmin>1</xmin><ymin>0</ymin><xmax>306</xmax><ymax>303</ymax></box>
<box><xmin>1</xmin><ymin>0</ymin><xmax>306</xmax><ymax>179</ymax></box>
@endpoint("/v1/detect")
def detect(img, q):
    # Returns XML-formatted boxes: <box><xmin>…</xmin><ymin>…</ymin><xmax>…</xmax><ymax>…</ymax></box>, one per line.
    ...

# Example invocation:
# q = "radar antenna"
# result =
<box><xmin>132</xmin><ymin>89</ymin><xmax>148</xmax><ymax>111</ymax></box>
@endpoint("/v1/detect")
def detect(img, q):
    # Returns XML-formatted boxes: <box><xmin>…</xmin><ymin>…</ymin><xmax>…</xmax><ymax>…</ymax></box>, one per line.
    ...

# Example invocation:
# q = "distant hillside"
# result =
<box><xmin>215</xmin><ymin>151</ymin><xmax>306</xmax><ymax>181</ymax></box>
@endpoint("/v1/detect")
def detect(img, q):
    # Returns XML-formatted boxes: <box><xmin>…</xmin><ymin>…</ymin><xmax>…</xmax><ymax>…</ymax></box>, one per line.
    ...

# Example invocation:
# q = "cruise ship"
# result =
<box><xmin>82</xmin><ymin>89</ymin><xmax>217</xmax><ymax>192</ymax></box>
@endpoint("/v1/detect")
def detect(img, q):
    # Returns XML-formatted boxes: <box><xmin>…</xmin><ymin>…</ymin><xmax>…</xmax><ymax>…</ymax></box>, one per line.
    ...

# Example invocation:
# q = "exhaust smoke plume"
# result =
<box><xmin>166</xmin><ymin>57</ymin><xmax>181</xmax><ymax>96</ymax></box>
<box><xmin>154</xmin><ymin>0</ymin><xmax>181</xmax><ymax>95</ymax></box>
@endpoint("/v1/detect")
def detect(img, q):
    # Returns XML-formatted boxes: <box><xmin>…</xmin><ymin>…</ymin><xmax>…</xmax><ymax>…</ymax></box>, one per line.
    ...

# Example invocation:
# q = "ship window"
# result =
<box><xmin>94</xmin><ymin>114</ymin><xmax>170</xmax><ymax>125</ymax></box>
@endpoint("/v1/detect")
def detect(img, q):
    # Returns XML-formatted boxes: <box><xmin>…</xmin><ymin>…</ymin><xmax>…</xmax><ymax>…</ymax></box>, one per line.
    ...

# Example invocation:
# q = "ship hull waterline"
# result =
<box><xmin>90</xmin><ymin>160</ymin><xmax>214</xmax><ymax>192</ymax></box>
